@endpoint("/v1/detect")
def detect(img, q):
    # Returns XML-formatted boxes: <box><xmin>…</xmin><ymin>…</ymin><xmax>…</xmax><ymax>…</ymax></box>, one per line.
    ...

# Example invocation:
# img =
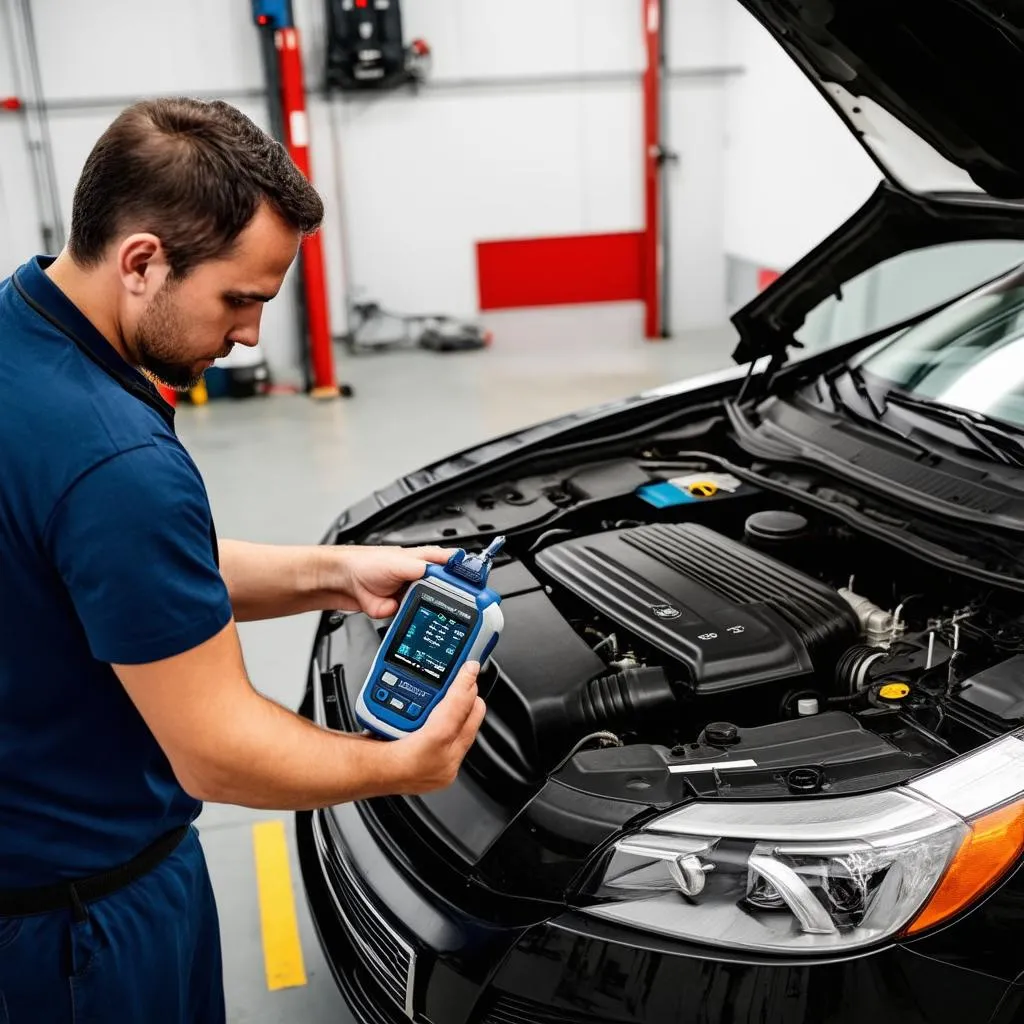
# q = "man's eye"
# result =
<box><xmin>226</xmin><ymin>297</ymin><xmax>249</xmax><ymax>309</ymax></box>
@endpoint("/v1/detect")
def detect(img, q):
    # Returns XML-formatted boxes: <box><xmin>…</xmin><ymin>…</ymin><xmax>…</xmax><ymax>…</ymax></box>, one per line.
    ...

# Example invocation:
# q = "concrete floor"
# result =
<box><xmin>176</xmin><ymin>303</ymin><xmax>733</xmax><ymax>1023</ymax></box>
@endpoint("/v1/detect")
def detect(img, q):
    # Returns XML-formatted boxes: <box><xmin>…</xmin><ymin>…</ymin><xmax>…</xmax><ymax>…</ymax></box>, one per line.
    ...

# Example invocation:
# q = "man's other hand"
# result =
<box><xmin>389</xmin><ymin>662</ymin><xmax>486</xmax><ymax>794</ymax></box>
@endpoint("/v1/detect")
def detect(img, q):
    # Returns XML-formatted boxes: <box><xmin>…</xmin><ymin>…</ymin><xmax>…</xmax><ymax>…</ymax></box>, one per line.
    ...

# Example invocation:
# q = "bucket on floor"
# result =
<box><xmin>217</xmin><ymin>341</ymin><xmax>272</xmax><ymax>399</ymax></box>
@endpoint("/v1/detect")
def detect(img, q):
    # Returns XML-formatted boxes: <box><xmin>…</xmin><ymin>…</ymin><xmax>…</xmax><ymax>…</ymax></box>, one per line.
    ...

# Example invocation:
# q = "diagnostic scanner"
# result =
<box><xmin>355</xmin><ymin>537</ymin><xmax>505</xmax><ymax>739</ymax></box>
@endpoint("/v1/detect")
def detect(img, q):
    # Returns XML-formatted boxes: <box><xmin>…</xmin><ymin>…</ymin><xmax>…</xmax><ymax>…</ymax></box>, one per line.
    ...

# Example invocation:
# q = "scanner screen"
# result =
<box><xmin>385</xmin><ymin>588</ymin><xmax>477</xmax><ymax>688</ymax></box>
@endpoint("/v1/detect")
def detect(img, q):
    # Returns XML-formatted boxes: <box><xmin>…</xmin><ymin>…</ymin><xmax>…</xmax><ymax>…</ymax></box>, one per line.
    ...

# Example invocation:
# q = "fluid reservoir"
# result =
<box><xmin>744</xmin><ymin>510</ymin><xmax>809</xmax><ymax>548</ymax></box>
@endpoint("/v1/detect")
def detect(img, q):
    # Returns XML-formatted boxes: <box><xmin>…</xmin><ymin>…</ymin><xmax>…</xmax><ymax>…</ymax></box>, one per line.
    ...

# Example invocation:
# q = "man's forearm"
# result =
<box><xmin>218</xmin><ymin>539</ymin><xmax>335</xmax><ymax>621</ymax></box>
<box><xmin>114</xmin><ymin>617</ymin><xmax>481</xmax><ymax>812</ymax></box>
<box><xmin>182</xmin><ymin>692</ymin><xmax>407</xmax><ymax>809</ymax></box>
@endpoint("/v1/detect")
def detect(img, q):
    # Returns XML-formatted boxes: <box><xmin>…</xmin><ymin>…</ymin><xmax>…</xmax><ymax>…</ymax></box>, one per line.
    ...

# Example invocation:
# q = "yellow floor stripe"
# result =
<box><xmin>253</xmin><ymin>820</ymin><xmax>308</xmax><ymax>991</ymax></box>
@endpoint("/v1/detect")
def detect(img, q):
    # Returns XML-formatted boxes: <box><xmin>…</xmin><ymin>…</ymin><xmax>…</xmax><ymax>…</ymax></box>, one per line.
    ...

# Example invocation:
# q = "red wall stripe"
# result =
<box><xmin>476</xmin><ymin>232</ymin><xmax>644</xmax><ymax>311</ymax></box>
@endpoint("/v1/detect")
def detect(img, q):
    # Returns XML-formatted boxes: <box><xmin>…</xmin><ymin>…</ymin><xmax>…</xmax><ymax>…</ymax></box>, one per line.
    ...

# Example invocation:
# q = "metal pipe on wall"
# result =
<box><xmin>14</xmin><ymin>89</ymin><xmax>270</xmax><ymax>114</ymax></box>
<box><xmin>3</xmin><ymin>0</ymin><xmax>65</xmax><ymax>254</ymax></box>
<box><xmin>17</xmin><ymin>0</ymin><xmax>64</xmax><ymax>252</ymax></box>
<box><xmin>19</xmin><ymin>66</ymin><xmax>743</xmax><ymax>117</ymax></box>
<box><xmin>325</xmin><ymin>95</ymin><xmax>354</xmax><ymax>340</ymax></box>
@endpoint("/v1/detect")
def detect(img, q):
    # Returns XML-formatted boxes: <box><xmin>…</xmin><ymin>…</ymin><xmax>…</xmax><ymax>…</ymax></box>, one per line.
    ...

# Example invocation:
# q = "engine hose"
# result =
<box><xmin>572</xmin><ymin>665</ymin><xmax>676</xmax><ymax>731</ymax></box>
<box><xmin>835</xmin><ymin>643</ymin><xmax>889</xmax><ymax>694</ymax></box>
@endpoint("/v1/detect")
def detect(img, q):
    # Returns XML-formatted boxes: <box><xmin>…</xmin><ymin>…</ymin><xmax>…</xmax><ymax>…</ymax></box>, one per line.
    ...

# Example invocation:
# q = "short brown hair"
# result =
<box><xmin>68</xmin><ymin>97</ymin><xmax>324</xmax><ymax>277</ymax></box>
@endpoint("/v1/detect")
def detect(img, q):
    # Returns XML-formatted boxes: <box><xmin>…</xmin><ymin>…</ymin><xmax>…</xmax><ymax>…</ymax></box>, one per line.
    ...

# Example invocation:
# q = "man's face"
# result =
<box><xmin>131</xmin><ymin>205</ymin><xmax>300</xmax><ymax>391</ymax></box>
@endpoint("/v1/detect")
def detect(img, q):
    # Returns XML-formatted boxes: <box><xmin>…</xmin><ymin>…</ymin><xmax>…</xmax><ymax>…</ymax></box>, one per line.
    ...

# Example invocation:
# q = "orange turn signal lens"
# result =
<box><xmin>905</xmin><ymin>799</ymin><xmax>1024</xmax><ymax>936</ymax></box>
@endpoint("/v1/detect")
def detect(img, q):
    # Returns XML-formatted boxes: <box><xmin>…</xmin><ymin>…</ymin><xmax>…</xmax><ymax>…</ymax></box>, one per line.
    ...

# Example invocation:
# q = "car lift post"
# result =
<box><xmin>252</xmin><ymin>0</ymin><xmax>346</xmax><ymax>399</ymax></box>
<box><xmin>643</xmin><ymin>0</ymin><xmax>668</xmax><ymax>340</ymax></box>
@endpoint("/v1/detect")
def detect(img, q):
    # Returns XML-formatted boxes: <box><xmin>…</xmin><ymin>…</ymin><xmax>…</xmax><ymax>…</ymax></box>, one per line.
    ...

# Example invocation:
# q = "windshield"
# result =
<box><xmin>855</xmin><ymin>267</ymin><xmax>1024</xmax><ymax>428</ymax></box>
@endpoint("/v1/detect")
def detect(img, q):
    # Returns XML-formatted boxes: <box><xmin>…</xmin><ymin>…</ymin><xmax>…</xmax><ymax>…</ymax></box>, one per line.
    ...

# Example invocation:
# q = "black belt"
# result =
<box><xmin>0</xmin><ymin>825</ymin><xmax>190</xmax><ymax>920</ymax></box>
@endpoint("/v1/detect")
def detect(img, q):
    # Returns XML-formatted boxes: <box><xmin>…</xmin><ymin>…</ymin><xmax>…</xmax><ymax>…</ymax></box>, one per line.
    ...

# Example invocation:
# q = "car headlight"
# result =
<box><xmin>578</xmin><ymin>731</ymin><xmax>1024</xmax><ymax>953</ymax></box>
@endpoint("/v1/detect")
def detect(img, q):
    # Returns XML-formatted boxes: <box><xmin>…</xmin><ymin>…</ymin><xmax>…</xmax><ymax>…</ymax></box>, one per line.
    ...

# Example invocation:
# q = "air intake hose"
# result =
<box><xmin>571</xmin><ymin>665</ymin><xmax>676</xmax><ymax>732</ymax></box>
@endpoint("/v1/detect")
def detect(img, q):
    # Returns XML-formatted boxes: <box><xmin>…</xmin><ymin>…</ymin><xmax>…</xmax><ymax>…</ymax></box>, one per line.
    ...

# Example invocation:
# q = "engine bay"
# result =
<box><xmin>351</xmin><ymin>453</ymin><xmax>1024</xmax><ymax>808</ymax></box>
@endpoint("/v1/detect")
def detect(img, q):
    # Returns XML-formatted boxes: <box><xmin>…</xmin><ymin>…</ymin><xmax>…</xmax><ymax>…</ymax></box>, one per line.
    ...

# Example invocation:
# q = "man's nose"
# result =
<box><xmin>233</xmin><ymin>308</ymin><xmax>264</xmax><ymax>348</ymax></box>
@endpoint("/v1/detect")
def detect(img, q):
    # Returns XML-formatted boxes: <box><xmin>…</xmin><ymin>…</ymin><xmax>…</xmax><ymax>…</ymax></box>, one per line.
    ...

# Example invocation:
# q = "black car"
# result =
<box><xmin>296</xmin><ymin>3</ymin><xmax>1024</xmax><ymax>1022</ymax></box>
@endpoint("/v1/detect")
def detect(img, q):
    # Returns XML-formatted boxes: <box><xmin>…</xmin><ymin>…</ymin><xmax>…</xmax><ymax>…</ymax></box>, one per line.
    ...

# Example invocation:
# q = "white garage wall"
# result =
<box><xmin>662</xmin><ymin>0</ymin><xmax>730</xmax><ymax>331</ymax></box>
<box><xmin>0</xmin><ymin>0</ymin><xmax>739</xmax><ymax>383</ymax></box>
<box><xmin>1</xmin><ymin>1</ymin><xmax>881</xmax><ymax>382</ymax></box>
<box><xmin>721</xmin><ymin>4</ymin><xmax>882</xmax><ymax>274</ymax></box>
<box><xmin>299</xmin><ymin>0</ymin><xmax>733</xmax><ymax>332</ymax></box>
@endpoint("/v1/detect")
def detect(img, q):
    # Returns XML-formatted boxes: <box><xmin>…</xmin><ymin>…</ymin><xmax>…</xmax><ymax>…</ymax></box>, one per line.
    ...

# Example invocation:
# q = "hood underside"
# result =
<box><xmin>740</xmin><ymin>0</ymin><xmax>1024</xmax><ymax>200</ymax></box>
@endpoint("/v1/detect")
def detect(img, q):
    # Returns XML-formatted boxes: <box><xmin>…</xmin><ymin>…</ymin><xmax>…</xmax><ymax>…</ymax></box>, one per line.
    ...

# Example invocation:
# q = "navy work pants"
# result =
<box><xmin>0</xmin><ymin>827</ymin><xmax>225</xmax><ymax>1023</ymax></box>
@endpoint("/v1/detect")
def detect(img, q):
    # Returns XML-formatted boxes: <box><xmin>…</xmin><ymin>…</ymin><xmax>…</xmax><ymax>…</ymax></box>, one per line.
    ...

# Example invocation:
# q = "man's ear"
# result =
<box><xmin>116</xmin><ymin>234</ymin><xmax>169</xmax><ymax>297</ymax></box>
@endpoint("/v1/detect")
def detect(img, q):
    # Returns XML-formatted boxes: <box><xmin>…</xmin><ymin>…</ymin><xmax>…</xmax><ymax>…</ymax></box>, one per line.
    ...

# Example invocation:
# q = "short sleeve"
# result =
<box><xmin>45</xmin><ymin>443</ymin><xmax>233</xmax><ymax>665</ymax></box>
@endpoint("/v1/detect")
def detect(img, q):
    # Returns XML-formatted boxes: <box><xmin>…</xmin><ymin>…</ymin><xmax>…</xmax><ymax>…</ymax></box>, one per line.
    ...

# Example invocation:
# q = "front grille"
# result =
<box><xmin>483</xmin><ymin>994</ymin><xmax>620</xmax><ymax>1024</ymax></box>
<box><xmin>312</xmin><ymin>810</ymin><xmax>416</xmax><ymax>1017</ymax></box>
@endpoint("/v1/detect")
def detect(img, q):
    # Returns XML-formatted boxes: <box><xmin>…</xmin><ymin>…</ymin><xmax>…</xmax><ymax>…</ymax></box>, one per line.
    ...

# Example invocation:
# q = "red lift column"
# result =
<box><xmin>642</xmin><ymin>0</ymin><xmax>664</xmax><ymax>340</ymax></box>
<box><xmin>276</xmin><ymin>26</ymin><xmax>340</xmax><ymax>398</ymax></box>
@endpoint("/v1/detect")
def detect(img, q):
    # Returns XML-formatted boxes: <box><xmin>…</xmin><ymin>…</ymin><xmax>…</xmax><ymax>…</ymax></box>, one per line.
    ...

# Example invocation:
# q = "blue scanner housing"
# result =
<box><xmin>355</xmin><ymin>538</ymin><xmax>505</xmax><ymax>739</ymax></box>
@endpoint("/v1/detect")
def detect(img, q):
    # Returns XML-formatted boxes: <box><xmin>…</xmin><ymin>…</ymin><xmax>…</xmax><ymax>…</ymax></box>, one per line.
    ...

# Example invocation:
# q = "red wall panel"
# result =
<box><xmin>476</xmin><ymin>231</ymin><xmax>645</xmax><ymax>311</ymax></box>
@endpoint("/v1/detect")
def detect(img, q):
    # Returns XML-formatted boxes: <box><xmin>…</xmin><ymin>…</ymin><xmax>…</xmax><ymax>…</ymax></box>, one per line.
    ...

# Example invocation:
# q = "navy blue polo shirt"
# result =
<box><xmin>0</xmin><ymin>256</ymin><xmax>233</xmax><ymax>888</ymax></box>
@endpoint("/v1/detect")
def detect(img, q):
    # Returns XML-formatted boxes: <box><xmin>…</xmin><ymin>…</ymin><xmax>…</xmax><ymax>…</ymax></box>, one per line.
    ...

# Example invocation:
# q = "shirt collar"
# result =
<box><xmin>16</xmin><ymin>255</ymin><xmax>161</xmax><ymax>398</ymax></box>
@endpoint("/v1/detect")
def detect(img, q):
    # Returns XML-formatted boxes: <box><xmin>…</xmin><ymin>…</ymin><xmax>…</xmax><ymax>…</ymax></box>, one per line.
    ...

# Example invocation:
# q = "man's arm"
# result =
<box><xmin>113</xmin><ymin>618</ymin><xmax>485</xmax><ymax>808</ymax></box>
<box><xmin>217</xmin><ymin>539</ymin><xmax>331</xmax><ymax>621</ymax></box>
<box><xmin>218</xmin><ymin>540</ymin><xmax>452</xmax><ymax>622</ymax></box>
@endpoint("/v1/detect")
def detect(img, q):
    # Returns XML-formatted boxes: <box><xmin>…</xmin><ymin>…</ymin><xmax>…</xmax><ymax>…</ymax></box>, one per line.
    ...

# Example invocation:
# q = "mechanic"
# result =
<box><xmin>0</xmin><ymin>97</ymin><xmax>485</xmax><ymax>1023</ymax></box>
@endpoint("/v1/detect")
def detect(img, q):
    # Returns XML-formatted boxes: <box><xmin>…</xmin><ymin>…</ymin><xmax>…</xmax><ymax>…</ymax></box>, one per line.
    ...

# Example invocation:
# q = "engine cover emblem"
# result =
<box><xmin>651</xmin><ymin>603</ymin><xmax>682</xmax><ymax>620</ymax></box>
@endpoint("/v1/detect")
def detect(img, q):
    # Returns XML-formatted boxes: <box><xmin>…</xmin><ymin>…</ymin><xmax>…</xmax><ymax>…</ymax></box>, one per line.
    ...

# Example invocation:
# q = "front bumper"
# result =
<box><xmin>296</xmin><ymin>792</ymin><xmax>1024</xmax><ymax>1024</ymax></box>
<box><xmin>297</xmin><ymin>799</ymin><xmax>531</xmax><ymax>1024</ymax></box>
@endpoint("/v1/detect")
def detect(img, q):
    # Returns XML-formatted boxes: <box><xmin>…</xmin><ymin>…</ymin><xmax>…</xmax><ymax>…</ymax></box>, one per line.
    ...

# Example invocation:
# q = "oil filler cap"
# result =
<box><xmin>879</xmin><ymin>682</ymin><xmax>911</xmax><ymax>700</ymax></box>
<box><xmin>688</xmin><ymin>480</ymin><xmax>719</xmax><ymax>498</ymax></box>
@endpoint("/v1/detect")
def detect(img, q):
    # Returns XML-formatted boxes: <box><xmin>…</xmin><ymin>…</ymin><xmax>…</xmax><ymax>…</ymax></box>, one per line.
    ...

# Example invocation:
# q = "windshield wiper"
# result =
<box><xmin>844</xmin><ymin>365</ymin><xmax>887</xmax><ymax>420</ymax></box>
<box><xmin>883</xmin><ymin>391</ymin><xmax>1024</xmax><ymax>468</ymax></box>
<box><xmin>815</xmin><ymin>369</ymin><xmax>930</xmax><ymax>456</ymax></box>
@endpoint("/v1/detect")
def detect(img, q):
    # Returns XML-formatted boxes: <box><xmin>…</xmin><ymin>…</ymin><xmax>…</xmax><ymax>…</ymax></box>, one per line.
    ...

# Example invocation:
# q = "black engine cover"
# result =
<box><xmin>535</xmin><ymin>523</ymin><xmax>858</xmax><ymax>694</ymax></box>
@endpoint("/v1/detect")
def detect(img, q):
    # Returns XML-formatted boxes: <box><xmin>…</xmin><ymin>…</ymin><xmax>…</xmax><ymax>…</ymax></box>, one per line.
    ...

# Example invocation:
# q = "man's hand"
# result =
<box><xmin>323</xmin><ymin>544</ymin><xmax>453</xmax><ymax>619</ymax></box>
<box><xmin>389</xmin><ymin>662</ymin><xmax>486</xmax><ymax>794</ymax></box>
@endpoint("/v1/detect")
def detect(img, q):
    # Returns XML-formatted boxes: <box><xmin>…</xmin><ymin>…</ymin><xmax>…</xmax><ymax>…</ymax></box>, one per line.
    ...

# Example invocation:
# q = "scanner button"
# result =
<box><xmin>389</xmin><ymin>697</ymin><xmax>406</xmax><ymax>711</ymax></box>
<box><xmin>382</xmin><ymin>671</ymin><xmax>398</xmax><ymax>686</ymax></box>
<box><xmin>408</xmin><ymin>703</ymin><xmax>422</xmax><ymax>718</ymax></box>
<box><xmin>374</xmin><ymin>688</ymin><xmax>389</xmax><ymax>702</ymax></box>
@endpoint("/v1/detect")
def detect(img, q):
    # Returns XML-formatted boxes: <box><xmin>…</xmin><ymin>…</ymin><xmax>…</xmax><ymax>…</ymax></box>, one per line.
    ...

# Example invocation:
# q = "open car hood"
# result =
<box><xmin>731</xmin><ymin>2</ymin><xmax>1024</xmax><ymax>366</ymax></box>
<box><xmin>738</xmin><ymin>0</ymin><xmax>1024</xmax><ymax>199</ymax></box>
<box><xmin>731</xmin><ymin>183</ymin><xmax>1024</xmax><ymax>366</ymax></box>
